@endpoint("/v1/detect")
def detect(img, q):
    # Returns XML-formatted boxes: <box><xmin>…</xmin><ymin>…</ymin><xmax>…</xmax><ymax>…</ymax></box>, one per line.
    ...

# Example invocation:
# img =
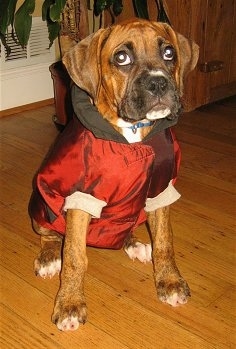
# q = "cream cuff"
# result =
<box><xmin>145</xmin><ymin>181</ymin><xmax>181</xmax><ymax>212</ymax></box>
<box><xmin>64</xmin><ymin>191</ymin><xmax>107</xmax><ymax>218</ymax></box>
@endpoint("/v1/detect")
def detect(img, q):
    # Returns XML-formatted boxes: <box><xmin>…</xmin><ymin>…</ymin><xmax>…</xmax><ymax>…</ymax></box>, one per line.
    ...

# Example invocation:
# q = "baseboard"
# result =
<box><xmin>0</xmin><ymin>98</ymin><xmax>54</xmax><ymax>117</ymax></box>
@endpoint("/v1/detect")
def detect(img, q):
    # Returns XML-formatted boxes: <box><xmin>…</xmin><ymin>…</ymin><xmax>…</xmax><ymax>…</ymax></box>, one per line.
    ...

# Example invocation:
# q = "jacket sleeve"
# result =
<box><xmin>36</xmin><ymin>119</ymin><xmax>86</xmax><ymax>222</ymax></box>
<box><xmin>36</xmin><ymin>120</ymin><xmax>107</xmax><ymax>221</ymax></box>
<box><xmin>36</xmin><ymin>156</ymin><xmax>79</xmax><ymax>222</ymax></box>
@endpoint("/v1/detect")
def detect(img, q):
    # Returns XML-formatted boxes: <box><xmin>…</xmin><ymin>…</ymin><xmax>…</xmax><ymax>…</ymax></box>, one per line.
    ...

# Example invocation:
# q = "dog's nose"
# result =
<box><xmin>146</xmin><ymin>76</ymin><xmax>168</xmax><ymax>96</ymax></box>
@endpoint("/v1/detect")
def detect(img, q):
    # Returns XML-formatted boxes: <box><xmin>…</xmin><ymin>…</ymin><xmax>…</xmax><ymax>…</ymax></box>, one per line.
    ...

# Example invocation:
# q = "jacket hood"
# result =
<box><xmin>71</xmin><ymin>85</ymin><xmax>179</xmax><ymax>144</ymax></box>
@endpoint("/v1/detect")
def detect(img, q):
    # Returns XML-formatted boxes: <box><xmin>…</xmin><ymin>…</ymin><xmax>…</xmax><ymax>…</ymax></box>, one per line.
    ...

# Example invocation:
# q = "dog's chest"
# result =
<box><xmin>116</xmin><ymin>119</ymin><xmax>148</xmax><ymax>143</ymax></box>
<box><xmin>120</xmin><ymin>127</ymin><xmax>142</xmax><ymax>143</ymax></box>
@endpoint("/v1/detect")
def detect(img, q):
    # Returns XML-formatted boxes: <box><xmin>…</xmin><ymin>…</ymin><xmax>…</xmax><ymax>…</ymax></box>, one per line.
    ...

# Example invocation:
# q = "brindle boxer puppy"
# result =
<box><xmin>30</xmin><ymin>18</ymin><xmax>199</xmax><ymax>331</ymax></box>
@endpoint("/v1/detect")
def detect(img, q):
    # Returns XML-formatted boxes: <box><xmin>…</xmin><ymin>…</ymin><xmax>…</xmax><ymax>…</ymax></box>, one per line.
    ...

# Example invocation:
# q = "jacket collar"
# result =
<box><xmin>71</xmin><ymin>85</ymin><xmax>179</xmax><ymax>144</ymax></box>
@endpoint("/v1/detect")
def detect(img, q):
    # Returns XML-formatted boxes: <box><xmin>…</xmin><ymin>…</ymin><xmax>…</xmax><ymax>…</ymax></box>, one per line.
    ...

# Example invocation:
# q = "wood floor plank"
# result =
<box><xmin>0</xmin><ymin>304</ymin><xmax>65</xmax><ymax>349</ymax></box>
<box><xmin>0</xmin><ymin>269</ymin><xmax>130</xmax><ymax>349</ymax></box>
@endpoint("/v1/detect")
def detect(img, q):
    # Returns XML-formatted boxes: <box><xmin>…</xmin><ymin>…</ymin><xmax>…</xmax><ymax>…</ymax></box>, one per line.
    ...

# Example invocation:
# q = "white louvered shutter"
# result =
<box><xmin>0</xmin><ymin>17</ymin><xmax>55</xmax><ymax>70</ymax></box>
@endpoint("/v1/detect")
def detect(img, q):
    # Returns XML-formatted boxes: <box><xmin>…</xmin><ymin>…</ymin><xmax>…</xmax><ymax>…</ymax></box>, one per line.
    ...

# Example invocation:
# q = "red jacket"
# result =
<box><xmin>30</xmin><ymin>87</ymin><xmax>181</xmax><ymax>249</ymax></box>
<box><xmin>30</xmin><ymin>119</ymin><xmax>180</xmax><ymax>249</ymax></box>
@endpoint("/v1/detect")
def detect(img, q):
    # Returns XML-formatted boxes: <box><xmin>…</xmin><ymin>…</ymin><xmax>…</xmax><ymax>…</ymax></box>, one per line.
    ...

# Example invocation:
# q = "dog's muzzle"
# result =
<box><xmin>118</xmin><ymin>71</ymin><xmax>181</xmax><ymax>122</ymax></box>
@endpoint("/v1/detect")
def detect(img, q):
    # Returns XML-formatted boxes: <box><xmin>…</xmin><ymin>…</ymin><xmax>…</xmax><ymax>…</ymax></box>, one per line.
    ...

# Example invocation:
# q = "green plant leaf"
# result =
<box><xmin>94</xmin><ymin>0</ymin><xmax>122</xmax><ymax>17</ymax></box>
<box><xmin>0</xmin><ymin>0</ymin><xmax>17</xmax><ymax>34</ymax></box>
<box><xmin>49</xmin><ymin>0</ymin><xmax>67</xmax><ymax>22</ymax></box>
<box><xmin>47</xmin><ymin>20</ymin><xmax>60</xmax><ymax>47</ymax></box>
<box><xmin>0</xmin><ymin>0</ymin><xmax>18</xmax><ymax>56</ymax></box>
<box><xmin>42</xmin><ymin>0</ymin><xmax>53</xmax><ymax>21</ymax></box>
<box><xmin>112</xmin><ymin>0</ymin><xmax>123</xmax><ymax>16</ymax></box>
<box><xmin>94</xmin><ymin>0</ymin><xmax>108</xmax><ymax>16</ymax></box>
<box><xmin>132</xmin><ymin>0</ymin><xmax>149</xmax><ymax>19</ymax></box>
<box><xmin>42</xmin><ymin>0</ymin><xmax>61</xmax><ymax>47</ymax></box>
<box><xmin>14</xmin><ymin>0</ymin><xmax>36</xmax><ymax>47</ymax></box>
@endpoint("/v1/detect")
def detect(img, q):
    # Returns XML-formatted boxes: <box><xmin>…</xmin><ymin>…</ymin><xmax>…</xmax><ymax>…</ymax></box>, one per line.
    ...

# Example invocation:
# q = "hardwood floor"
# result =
<box><xmin>0</xmin><ymin>97</ymin><xmax>235</xmax><ymax>348</ymax></box>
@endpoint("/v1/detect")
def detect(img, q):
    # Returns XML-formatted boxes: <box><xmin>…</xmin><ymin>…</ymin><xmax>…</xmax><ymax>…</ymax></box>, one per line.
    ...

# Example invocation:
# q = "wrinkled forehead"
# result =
<box><xmin>101</xmin><ymin>21</ymin><xmax>178</xmax><ymax>58</ymax></box>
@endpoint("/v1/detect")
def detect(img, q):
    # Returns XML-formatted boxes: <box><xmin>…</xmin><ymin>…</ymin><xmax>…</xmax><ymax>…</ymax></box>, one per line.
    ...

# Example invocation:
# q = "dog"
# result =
<box><xmin>29</xmin><ymin>18</ymin><xmax>199</xmax><ymax>331</ymax></box>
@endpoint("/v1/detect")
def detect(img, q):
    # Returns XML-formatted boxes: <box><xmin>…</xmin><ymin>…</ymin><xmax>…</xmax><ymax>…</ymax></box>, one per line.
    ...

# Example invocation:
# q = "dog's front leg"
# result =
<box><xmin>52</xmin><ymin>209</ymin><xmax>91</xmax><ymax>331</ymax></box>
<box><xmin>147</xmin><ymin>206</ymin><xmax>190</xmax><ymax>307</ymax></box>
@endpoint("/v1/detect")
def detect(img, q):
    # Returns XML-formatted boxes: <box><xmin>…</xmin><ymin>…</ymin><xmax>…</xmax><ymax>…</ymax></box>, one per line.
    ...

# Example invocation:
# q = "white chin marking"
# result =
<box><xmin>146</xmin><ymin>108</ymin><xmax>171</xmax><ymax>120</ymax></box>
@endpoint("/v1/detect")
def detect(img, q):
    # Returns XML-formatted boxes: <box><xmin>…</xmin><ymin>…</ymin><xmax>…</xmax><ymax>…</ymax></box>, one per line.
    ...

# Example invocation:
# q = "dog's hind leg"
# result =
<box><xmin>33</xmin><ymin>220</ymin><xmax>62</xmax><ymax>279</ymax></box>
<box><xmin>124</xmin><ymin>235</ymin><xmax>152</xmax><ymax>263</ymax></box>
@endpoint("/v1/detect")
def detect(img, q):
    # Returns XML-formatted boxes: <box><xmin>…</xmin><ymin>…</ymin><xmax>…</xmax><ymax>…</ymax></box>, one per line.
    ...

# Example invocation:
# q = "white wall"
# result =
<box><xmin>0</xmin><ymin>63</ymin><xmax>54</xmax><ymax>110</ymax></box>
<box><xmin>0</xmin><ymin>17</ymin><xmax>55</xmax><ymax>111</ymax></box>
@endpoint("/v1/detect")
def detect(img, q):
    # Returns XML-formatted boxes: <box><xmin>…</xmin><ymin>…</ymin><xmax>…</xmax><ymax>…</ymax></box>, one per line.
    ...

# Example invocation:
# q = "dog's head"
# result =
<box><xmin>63</xmin><ymin>18</ymin><xmax>199</xmax><ymax>127</ymax></box>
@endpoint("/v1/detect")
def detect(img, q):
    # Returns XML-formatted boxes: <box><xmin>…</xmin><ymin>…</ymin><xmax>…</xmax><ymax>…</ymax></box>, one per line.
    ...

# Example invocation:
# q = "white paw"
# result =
<box><xmin>125</xmin><ymin>242</ymin><xmax>152</xmax><ymax>263</ymax></box>
<box><xmin>160</xmin><ymin>292</ymin><xmax>188</xmax><ymax>307</ymax></box>
<box><xmin>57</xmin><ymin>316</ymin><xmax>80</xmax><ymax>331</ymax></box>
<box><xmin>35</xmin><ymin>259</ymin><xmax>61</xmax><ymax>279</ymax></box>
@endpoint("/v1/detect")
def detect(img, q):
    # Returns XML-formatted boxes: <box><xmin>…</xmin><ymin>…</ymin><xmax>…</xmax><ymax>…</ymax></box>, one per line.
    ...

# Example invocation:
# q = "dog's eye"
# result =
<box><xmin>115</xmin><ymin>51</ymin><xmax>132</xmax><ymax>66</ymax></box>
<box><xmin>163</xmin><ymin>46</ymin><xmax>175</xmax><ymax>61</ymax></box>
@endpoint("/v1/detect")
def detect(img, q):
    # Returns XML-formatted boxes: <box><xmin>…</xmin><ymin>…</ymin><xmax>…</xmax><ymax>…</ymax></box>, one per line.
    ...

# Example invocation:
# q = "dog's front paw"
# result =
<box><xmin>34</xmin><ymin>258</ymin><xmax>61</xmax><ymax>279</ymax></box>
<box><xmin>125</xmin><ymin>242</ymin><xmax>152</xmax><ymax>263</ymax></box>
<box><xmin>52</xmin><ymin>300</ymin><xmax>87</xmax><ymax>331</ymax></box>
<box><xmin>156</xmin><ymin>277</ymin><xmax>191</xmax><ymax>307</ymax></box>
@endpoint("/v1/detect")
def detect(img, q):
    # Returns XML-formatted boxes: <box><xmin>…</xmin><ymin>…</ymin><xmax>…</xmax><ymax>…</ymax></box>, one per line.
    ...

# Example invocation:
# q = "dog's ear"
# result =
<box><xmin>176</xmin><ymin>32</ymin><xmax>199</xmax><ymax>95</ymax></box>
<box><xmin>153</xmin><ymin>22</ymin><xmax>199</xmax><ymax>96</ymax></box>
<box><xmin>62</xmin><ymin>28</ymin><xmax>110</xmax><ymax>99</ymax></box>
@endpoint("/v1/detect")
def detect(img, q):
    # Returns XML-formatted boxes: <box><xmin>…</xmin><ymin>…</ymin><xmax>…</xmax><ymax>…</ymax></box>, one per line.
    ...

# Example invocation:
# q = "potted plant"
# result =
<box><xmin>0</xmin><ymin>0</ymin><xmax>169</xmax><ymax>126</ymax></box>
<box><xmin>0</xmin><ymin>0</ymin><xmax>92</xmax><ymax>127</ymax></box>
